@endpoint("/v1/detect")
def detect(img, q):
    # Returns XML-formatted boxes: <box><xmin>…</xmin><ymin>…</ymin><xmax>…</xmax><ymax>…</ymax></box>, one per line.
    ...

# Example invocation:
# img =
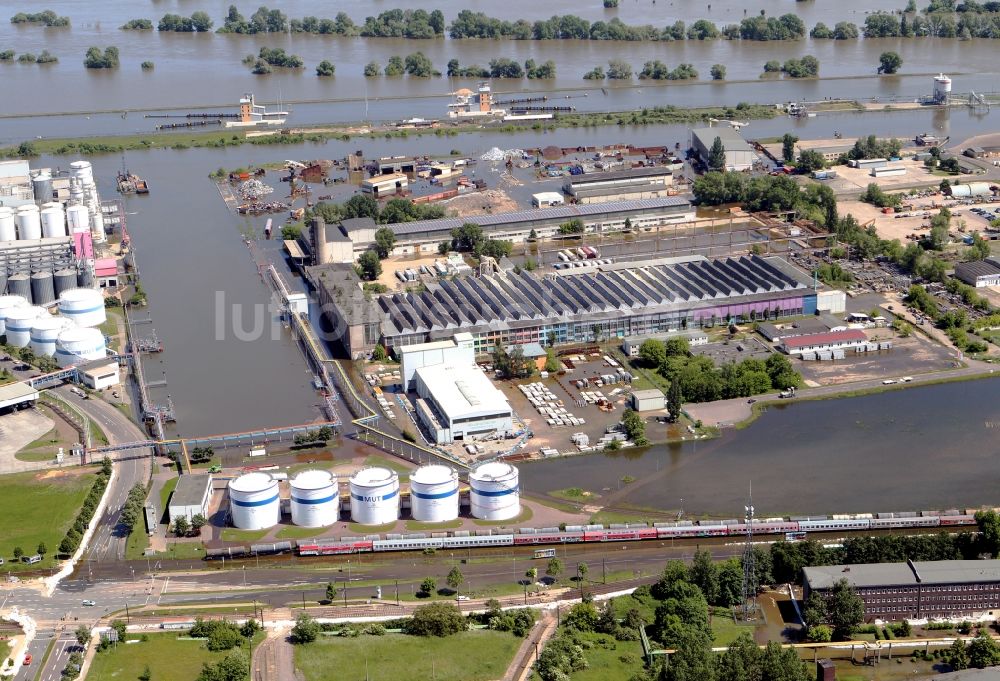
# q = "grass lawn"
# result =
<box><xmin>566</xmin><ymin>632</ymin><xmax>644</xmax><ymax>681</ymax></box>
<box><xmin>549</xmin><ymin>487</ymin><xmax>598</xmax><ymax>503</ymax></box>
<box><xmin>404</xmin><ymin>518</ymin><xmax>463</xmax><ymax>531</ymax></box>
<box><xmin>87</xmin><ymin>633</ymin><xmax>254</xmax><ymax>681</ymax></box>
<box><xmin>1</xmin><ymin>638</ymin><xmax>10</xmax><ymax>666</ymax></box>
<box><xmin>124</xmin><ymin>523</ymin><xmax>150</xmax><ymax>560</ymax></box>
<box><xmin>0</xmin><ymin>470</ymin><xmax>95</xmax><ymax>569</ymax></box>
<box><xmin>710</xmin><ymin>607</ymin><xmax>758</xmax><ymax>647</ymax></box>
<box><xmin>158</xmin><ymin>477</ymin><xmax>178</xmax><ymax>521</ymax></box>
<box><xmin>472</xmin><ymin>506</ymin><xmax>533</xmax><ymax>527</ymax></box>
<box><xmin>362</xmin><ymin>455</ymin><xmax>413</xmax><ymax>478</ymax></box>
<box><xmin>347</xmin><ymin>521</ymin><xmax>397</xmax><ymax>534</ymax></box>
<box><xmin>220</xmin><ymin>528</ymin><xmax>270</xmax><ymax>543</ymax></box>
<box><xmin>275</xmin><ymin>525</ymin><xmax>328</xmax><ymax>540</ymax></box>
<box><xmin>295</xmin><ymin>631</ymin><xmax>521</xmax><ymax>681</ymax></box>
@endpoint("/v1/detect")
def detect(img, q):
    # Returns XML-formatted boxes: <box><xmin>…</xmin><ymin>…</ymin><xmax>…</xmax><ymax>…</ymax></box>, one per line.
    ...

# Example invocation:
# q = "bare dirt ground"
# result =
<box><xmin>0</xmin><ymin>410</ymin><xmax>55</xmax><ymax>474</ymax></box>
<box><xmin>441</xmin><ymin>188</ymin><xmax>518</xmax><ymax>217</ymax></box>
<box><xmin>796</xmin><ymin>331</ymin><xmax>957</xmax><ymax>386</ymax></box>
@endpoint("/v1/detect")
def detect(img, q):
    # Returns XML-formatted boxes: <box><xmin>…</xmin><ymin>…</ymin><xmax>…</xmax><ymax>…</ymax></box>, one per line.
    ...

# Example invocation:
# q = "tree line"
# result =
<box><xmin>10</xmin><ymin>10</ymin><xmax>69</xmax><ymax>27</ymax></box>
<box><xmin>447</xmin><ymin>58</ymin><xmax>555</xmax><ymax>79</ymax></box>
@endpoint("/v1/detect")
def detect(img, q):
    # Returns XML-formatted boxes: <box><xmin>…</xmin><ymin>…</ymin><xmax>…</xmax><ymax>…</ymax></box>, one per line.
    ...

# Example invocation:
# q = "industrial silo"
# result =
<box><xmin>54</xmin><ymin>325</ymin><xmax>106</xmax><ymax>367</ymax></box>
<box><xmin>7</xmin><ymin>274</ymin><xmax>31</xmax><ymax>303</ymax></box>
<box><xmin>69</xmin><ymin>160</ymin><xmax>94</xmax><ymax>187</ymax></box>
<box><xmin>469</xmin><ymin>462</ymin><xmax>520</xmax><ymax>521</ymax></box>
<box><xmin>66</xmin><ymin>205</ymin><xmax>89</xmax><ymax>234</ymax></box>
<box><xmin>0</xmin><ymin>207</ymin><xmax>16</xmax><ymax>242</ymax></box>
<box><xmin>30</xmin><ymin>316</ymin><xmax>72</xmax><ymax>357</ymax></box>
<box><xmin>0</xmin><ymin>295</ymin><xmax>28</xmax><ymax>336</ymax></box>
<box><xmin>0</xmin><ymin>271</ymin><xmax>6</xmax><ymax>296</ymax></box>
<box><xmin>290</xmin><ymin>470</ymin><xmax>339</xmax><ymax>527</ymax></box>
<box><xmin>90</xmin><ymin>212</ymin><xmax>106</xmax><ymax>244</ymax></box>
<box><xmin>31</xmin><ymin>271</ymin><xmax>55</xmax><ymax>306</ymax></box>
<box><xmin>53</xmin><ymin>269</ymin><xmax>78</xmax><ymax>297</ymax></box>
<box><xmin>77</xmin><ymin>268</ymin><xmax>95</xmax><ymax>289</ymax></box>
<box><xmin>409</xmin><ymin>465</ymin><xmax>460</xmax><ymax>523</ymax></box>
<box><xmin>16</xmin><ymin>205</ymin><xmax>41</xmax><ymax>240</ymax></box>
<box><xmin>40</xmin><ymin>206</ymin><xmax>66</xmax><ymax>238</ymax></box>
<box><xmin>32</xmin><ymin>172</ymin><xmax>53</xmax><ymax>203</ymax></box>
<box><xmin>349</xmin><ymin>467</ymin><xmax>400</xmax><ymax>526</ymax></box>
<box><xmin>229</xmin><ymin>472</ymin><xmax>280</xmax><ymax>530</ymax></box>
<box><xmin>5</xmin><ymin>306</ymin><xmax>46</xmax><ymax>348</ymax></box>
<box><xmin>58</xmin><ymin>288</ymin><xmax>105</xmax><ymax>327</ymax></box>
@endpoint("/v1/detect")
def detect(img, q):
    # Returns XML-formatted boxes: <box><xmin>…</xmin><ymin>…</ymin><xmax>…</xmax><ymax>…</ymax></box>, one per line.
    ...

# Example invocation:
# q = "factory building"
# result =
<box><xmin>803</xmin><ymin>560</ymin><xmax>1000</xmax><ymax>621</ymax></box>
<box><xmin>630</xmin><ymin>388</ymin><xmax>666</xmax><ymax>412</ymax></box>
<box><xmin>361</xmin><ymin>173</ymin><xmax>408</xmax><ymax>199</ymax></box>
<box><xmin>307</xmin><ymin>199</ymin><xmax>695</xmax><ymax>264</ymax></box>
<box><xmin>375</xmin><ymin>254</ymin><xmax>817</xmax><ymax>355</ymax></box>
<box><xmin>398</xmin><ymin>332</ymin><xmax>475</xmax><ymax>391</ymax></box>
<box><xmin>690</xmin><ymin>127</ymin><xmax>756</xmax><ymax>172</ymax></box>
<box><xmin>531</xmin><ymin>192</ymin><xmax>565</xmax><ymax>208</ymax></box>
<box><xmin>80</xmin><ymin>363</ymin><xmax>121</xmax><ymax>390</ymax></box>
<box><xmin>563</xmin><ymin>166</ymin><xmax>674</xmax><ymax>205</ymax></box>
<box><xmin>621</xmin><ymin>330</ymin><xmax>708</xmax><ymax>357</ymax></box>
<box><xmin>414</xmin><ymin>363</ymin><xmax>513</xmax><ymax>444</ymax></box>
<box><xmin>168</xmin><ymin>474</ymin><xmax>213</xmax><ymax>522</ymax></box>
<box><xmin>955</xmin><ymin>258</ymin><xmax>1000</xmax><ymax>288</ymax></box>
<box><xmin>780</xmin><ymin>329</ymin><xmax>868</xmax><ymax>357</ymax></box>
<box><xmin>946</xmin><ymin>182</ymin><xmax>993</xmax><ymax>198</ymax></box>
<box><xmin>0</xmin><ymin>381</ymin><xmax>38</xmax><ymax>413</ymax></box>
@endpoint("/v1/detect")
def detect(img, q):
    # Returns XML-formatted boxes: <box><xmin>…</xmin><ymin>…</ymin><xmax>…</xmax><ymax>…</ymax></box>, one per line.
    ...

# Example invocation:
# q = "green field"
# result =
<box><xmin>709</xmin><ymin>607</ymin><xmax>759</xmax><ymax>647</ymax></box>
<box><xmin>220</xmin><ymin>528</ymin><xmax>270</xmax><ymax>542</ymax></box>
<box><xmin>0</xmin><ymin>470</ymin><xmax>95</xmax><ymax>568</ymax></box>
<box><xmin>87</xmin><ymin>633</ymin><xmax>250</xmax><ymax>681</ymax></box>
<box><xmin>295</xmin><ymin>631</ymin><xmax>521</xmax><ymax>681</ymax></box>
<box><xmin>275</xmin><ymin>525</ymin><xmax>328</xmax><ymax>540</ymax></box>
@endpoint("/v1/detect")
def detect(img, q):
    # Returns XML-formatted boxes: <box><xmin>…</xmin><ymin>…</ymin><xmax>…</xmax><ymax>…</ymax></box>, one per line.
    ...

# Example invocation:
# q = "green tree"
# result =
<box><xmin>710</xmin><ymin>64</ymin><xmax>726</xmax><ymax>80</ymax></box>
<box><xmin>343</xmin><ymin>194</ymin><xmax>379</xmax><ymax>219</ymax></box>
<box><xmin>825</xmin><ymin>578</ymin><xmax>864</xmax><ymax>640</ymax></box>
<box><xmin>781</xmin><ymin>133</ymin><xmax>799</xmax><ymax>163</ymax></box>
<box><xmin>878</xmin><ymin>51</ymin><xmax>903</xmax><ymax>74</ymax></box>
<box><xmin>446</xmin><ymin>566</ymin><xmax>464</xmax><ymax>591</ymax></box>
<box><xmin>546</xmin><ymin>557</ymin><xmax>563</xmax><ymax>582</ymax></box>
<box><xmin>36</xmin><ymin>541</ymin><xmax>47</xmax><ymax>556</ymax></box>
<box><xmin>173</xmin><ymin>515</ymin><xmax>190</xmax><ymax>537</ymax></box>
<box><xmin>797</xmin><ymin>150</ymin><xmax>826</xmax><ymax>173</ymax></box>
<box><xmin>364</xmin><ymin>61</ymin><xmax>381</xmax><ymax>77</ymax></box>
<box><xmin>357</xmin><ymin>250</ymin><xmax>382</xmax><ymax>281</ymax></box>
<box><xmin>315</xmin><ymin>60</ymin><xmax>335</xmax><ymax>77</ymax></box>
<box><xmin>75</xmin><ymin>625</ymin><xmax>91</xmax><ymax>648</ymax></box>
<box><xmin>190</xmin><ymin>514</ymin><xmax>207</xmax><ymax>533</ymax></box>
<box><xmin>564</xmin><ymin>602</ymin><xmax>599</xmax><ymax>632</ymax></box>
<box><xmin>239</xmin><ymin>619</ymin><xmax>260</xmax><ymax>639</ymax></box>
<box><xmin>969</xmin><ymin>629</ymin><xmax>1000</xmax><ymax>668</ymax></box>
<box><xmin>372</xmin><ymin>344</ymin><xmax>388</xmax><ymax>361</ymax></box>
<box><xmin>373</xmin><ymin>227</ymin><xmax>396</xmax><ymax>259</ymax></box>
<box><xmin>289</xmin><ymin>612</ymin><xmax>320</xmax><ymax>644</ymax></box>
<box><xmin>708</xmin><ymin>136</ymin><xmax>726</xmax><ymax>171</ymax></box>
<box><xmin>638</xmin><ymin>339</ymin><xmax>666</xmax><ymax>368</ymax></box>
<box><xmin>196</xmin><ymin>650</ymin><xmax>248</xmax><ymax>681</ymax></box>
<box><xmin>966</xmin><ymin>232</ymin><xmax>991</xmax><ymax>262</ymax></box>
<box><xmin>976</xmin><ymin>510</ymin><xmax>1000</xmax><ymax>557</ymax></box>
<box><xmin>690</xmin><ymin>549</ymin><xmax>720</xmax><ymax>604</ymax></box>
<box><xmin>420</xmin><ymin>577</ymin><xmax>437</xmax><ymax>595</ymax></box>
<box><xmin>948</xmin><ymin>638</ymin><xmax>970</xmax><ymax>670</ymax></box>
<box><xmin>102</xmin><ymin>456</ymin><xmax>113</xmax><ymax>476</ymax></box>
<box><xmin>606</xmin><ymin>59</ymin><xmax>632</xmax><ymax>79</ymax></box>
<box><xmin>621</xmin><ymin>409</ymin><xmax>647</xmax><ymax>445</ymax></box>
<box><xmin>325</xmin><ymin>581</ymin><xmax>338</xmax><ymax>603</ymax></box>
<box><xmin>404</xmin><ymin>51</ymin><xmax>434</xmax><ymax>77</ymax></box>
<box><xmin>667</xmin><ymin>379</ymin><xmax>683</xmax><ymax>423</ymax></box>
<box><xmin>404</xmin><ymin>603</ymin><xmax>467</xmax><ymax>637</ymax></box>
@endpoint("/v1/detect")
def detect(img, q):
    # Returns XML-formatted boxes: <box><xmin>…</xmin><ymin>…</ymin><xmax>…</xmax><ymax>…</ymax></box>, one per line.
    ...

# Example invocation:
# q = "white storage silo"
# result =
<box><xmin>40</xmin><ymin>206</ymin><xmax>66</xmax><ymax>238</ymax></box>
<box><xmin>0</xmin><ymin>207</ymin><xmax>16</xmax><ymax>242</ymax></box>
<box><xmin>66</xmin><ymin>205</ymin><xmax>89</xmax><ymax>233</ymax></box>
<box><xmin>349</xmin><ymin>467</ymin><xmax>400</xmax><ymax>526</ymax></box>
<box><xmin>290</xmin><ymin>470</ymin><xmax>339</xmax><ymax>527</ymax></box>
<box><xmin>229</xmin><ymin>472</ymin><xmax>280</xmax><ymax>530</ymax></box>
<box><xmin>69</xmin><ymin>160</ymin><xmax>94</xmax><ymax>186</ymax></box>
<box><xmin>55</xmin><ymin>325</ymin><xmax>106</xmax><ymax>367</ymax></box>
<box><xmin>0</xmin><ymin>295</ymin><xmax>28</xmax><ymax>336</ymax></box>
<box><xmin>16</xmin><ymin>205</ymin><xmax>41</xmax><ymax>240</ymax></box>
<box><xmin>469</xmin><ymin>462</ymin><xmax>520</xmax><ymax>521</ymax></box>
<box><xmin>5</xmin><ymin>306</ymin><xmax>46</xmax><ymax>347</ymax></box>
<box><xmin>58</xmin><ymin>288</ymin><xmax>106</xmax><ymax>327</ymax></box>
<box><xmin>90</xmin><ymin>211</ymin><xmax>106</xmax><ymax>244</ymax></box>
<box><xmin>409</xmin><ymin>465</ymin><xmax>460</xmax><ymax>522</ymax></box>
<box><xmin>933</xmin><ymin>74</ymin><xmax>952</xmax><ymax>102</ymax></box>
<box><xmin>30</xmin><ymin>316</ymin><xmax>72</xmax><ymax>357</ymax></box>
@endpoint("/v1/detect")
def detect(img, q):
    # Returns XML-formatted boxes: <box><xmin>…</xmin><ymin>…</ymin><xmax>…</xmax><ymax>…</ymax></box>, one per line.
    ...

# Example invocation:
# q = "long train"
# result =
<box><xmin>205</xmin><ymin>510</ymin><xmax>980</xmax><ymax>560</ymax></box>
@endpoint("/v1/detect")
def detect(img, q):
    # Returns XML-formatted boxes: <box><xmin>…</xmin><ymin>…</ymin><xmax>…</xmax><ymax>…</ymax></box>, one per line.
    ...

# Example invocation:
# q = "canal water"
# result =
<box><xmin>1</xmin><ymin>1</ymin><xmax>998</xmax><ymax>120</ymax></box>
<box><xmin>524</xmin><ymin>377</ymin><xmax>1000</xmax><ymax>518</ymax></box>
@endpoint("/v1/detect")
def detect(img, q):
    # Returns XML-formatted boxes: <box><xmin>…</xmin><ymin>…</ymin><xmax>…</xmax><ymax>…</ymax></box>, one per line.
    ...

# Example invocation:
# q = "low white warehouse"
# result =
<box><xmin>413</xmin><ymin>363</ymin><xmax>513</xmax><ymax>444</ymax></box>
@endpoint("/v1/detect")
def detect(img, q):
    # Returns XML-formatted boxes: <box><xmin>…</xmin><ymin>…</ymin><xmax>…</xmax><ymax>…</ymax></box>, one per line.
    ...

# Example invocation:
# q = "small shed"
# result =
<box><xmin>630</xmin><ymin>388</ymin><xmax>665</xmax><ymax>412</ymax></box>
<box><xmin>532</xmin><ymin>192</ymin><xmax>565</xmax><ymax>208</ymax></box>
<box><xmin>816</xmin><ymin>658</ymin><xmax>836</xmax><ymax>681</ymax></box>
<box><xmin>168</xmin><ymin>473</ymin><xmax>213</xmax><ymax>522</ymax></box>
<box><xmin>507</xmin><ymin>342</ymin><xmax>548</xmax><ymax>370</ymax></box>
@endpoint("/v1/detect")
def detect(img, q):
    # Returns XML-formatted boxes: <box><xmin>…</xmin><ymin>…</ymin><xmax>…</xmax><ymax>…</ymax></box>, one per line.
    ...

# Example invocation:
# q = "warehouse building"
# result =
<box><xmin>946</xmin><ymin>182</ymin><xmax>994</xmax><ymax>199</ymax></box>
<box><xmin>79</xmin><ymin>362</ymin><xmax>121</xmax><ymax>390</ymax></box>
<box><xmin>532</xmin><ymin>192</ymin><xmax>565</xmax><ymax>208</ymax></box>
<box><xmin>955</xmin><ymin>258</ymin><xmax>1000</xmax><ymax>288</ymax></box>
<box><xmin>631</xmin><ymin>388</ymin><xmax>666</xmax><ymax>412</ymax></box>
<box><xmin>563</xmin><ymin>167</ymin><xmax>674</xmax><ymax>205</ymax></box>
<box><xmin>167</xmin><ymin>473</ymin><xmax>213</xmax><ymax>522</ymax></box>
<box><xmin>361</xmin><ymin>173</ymin><xmax>408</xmax><ymax>199</ymax></box>
<box><xmin>622</xmin><ymin>330</ymin><xmax>708</xmax><ymax>357</ymax></box>
<box><xmin>398</xmin><ymin>332</ymin><xmax>475</xmax><ymax>391</ymax></box>
<box><xmin>690</xmin><ymin>128</ymin><xmax>756</xmax><ymax>172</ymax></box>
<box><xmin>309</xmin><ymin>199</ymin><xmax>695</xmax><ymax>262</ymax></box>
<box><xmin>376</xmin><ymin>254</ymin><xmax>817</xmax><ymax>355</ymax></box>
<box><xmin>414</xmin><ymin>363</ymin><xmax>513</xmax><ymax>444</ymax></box>
<box><xmin>803</xmin><ymin>560</ymin><xmax>1000</xmax><ymax>621</ymax></box>
<box><xmin>0</xmin><ymin>381</ymin><xmax>38</xmax><ymax>413</ymax></box>
<box><xmin>780</xmin><ymin>329</ymin><xmax>868</xmax><ymax>357</ymax></box>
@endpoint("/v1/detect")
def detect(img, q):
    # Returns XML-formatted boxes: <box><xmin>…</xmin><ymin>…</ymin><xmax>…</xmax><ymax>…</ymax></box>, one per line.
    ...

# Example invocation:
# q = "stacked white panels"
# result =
<box><xmin>229</xmin><ymin>472</ymin><xmax>280</xmax><ymax>530</ymax></box>
<box><xmin>66</xmin><ymin>205</ymin><xmax>89</xmax><ymax>233</ymax></box>
<box><xmin>0</xmin><ymin>295</ymin><xmax>28</xmax><ymax>335</ymax></box>
<box><xmin>30</xmin><ymin>316</ymin><xmax>72</xmax><ymax>357</ymax></box>
<box><xmin>469</xmin><ymin>462</ymin><xmax>520</xmax><ymax>521</ymax></box>
<box><xmin>0</xmin><ymin>207</ymin><xmax>16</xmax><ymax>242</ymax></box>
<box><xmin>409</xmin><ymin>465</ymin><xmax>459</xmax><ymax>522</ymax></box>
<box><xmin>16</xmin><ymin>205</ymin><xmax>41</xmax><ymax>240</ymax></box>
<box><xmin>55</xmin><ymin>326</ymin><xmax>105</xmax><ymax>367</ymax></box>
<box><xmin>290</xmin><ymin>470</ymin><xmax>339</xmax><ymax>527</ymax></box>
<box><xmin>349</xmin><ymin>467</ymin><xmax>399</xmax><ymax>525</ymax></box>
<box><xmin>40</xmin><ymin>205</ymin><xmax>66</xmax><ymax>238</ymax></box>
<box><xmin>58</xmin><ymin>288</ymin><xmax>105</xmax><ymax>327</ymax></box>
<box><xmin>5</xmin><ymin>306</ymin><xmax>46</xmax><ymax>347</ymax></box>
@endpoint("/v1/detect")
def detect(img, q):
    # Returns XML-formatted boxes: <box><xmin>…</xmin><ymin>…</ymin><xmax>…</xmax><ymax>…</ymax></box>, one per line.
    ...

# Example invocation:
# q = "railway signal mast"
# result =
<box><xmin>740</xmin><ymin>483</ymin><xmax>758</xmax><ymax>621</ymax></box>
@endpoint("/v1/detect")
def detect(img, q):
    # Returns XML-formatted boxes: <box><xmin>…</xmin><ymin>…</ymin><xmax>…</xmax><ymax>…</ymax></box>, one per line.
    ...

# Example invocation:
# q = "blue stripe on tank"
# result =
<box><xmin>470</xmin><ymin>486</ymin><xmax>519</xmax><ymax>497</ymax></box>
<box><xmin>232</xmin><ymin>493</ymin><xmax>279</xmax><ymax>508</ymax></box>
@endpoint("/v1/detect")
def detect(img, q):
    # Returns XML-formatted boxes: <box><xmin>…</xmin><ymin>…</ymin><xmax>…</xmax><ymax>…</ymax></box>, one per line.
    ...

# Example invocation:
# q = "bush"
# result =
<box><xmin>84</xmin><ymin>46</ymin><xmax>119</xmax><ymax>69</ymax></box>
<box><xmin>290</xmin><ymin>613</ymin><xmax>320</xmax><ymax>644</ymax></box>
<box><xmin>404</xmin><ymin>603</ymin><xmax>467</xmax><ymax>637</ymax></box>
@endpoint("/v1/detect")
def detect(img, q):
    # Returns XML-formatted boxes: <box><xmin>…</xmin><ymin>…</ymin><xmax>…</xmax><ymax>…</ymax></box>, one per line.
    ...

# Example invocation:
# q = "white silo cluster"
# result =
<box><xmin>228</xmin><ymin>472</ymin><xmax>281</xmax><ymax>530</ymax></box>
<box><xmin>0</xmin><ymin>207</ymin><xmax>16</xmax><ymax>242</ymax></box>
<box><xmin>0</xmin><ymin>295</ymin><xmax>28</xmax><ymax>335</ymax></box>
<box><xmin>290</xmin><ymin>470</ymin><xmax>339</xmax><ymax>527</ymax></box>
<box><xmin>57</xmin><ymin>288</ymin><xmax>106</xmax><ymax>328</ymax></box>
<box><xmin>469</xmin><ymin>462</ymin><xmax>521</xmax><ymax>521</ymax></box>
<box><xmin>68</xmin><ymin>161</ymin><xmax>105</xmax><ymax>245</ymax></box>
<box><xmin>4</xmin><ymin>305</ymin><xmax>46</xmax><ymax>347</ymax></box>
<box><xmin>409</xmin><ymin>465</ymin><xmax>460</xmax><ymax>522</ymax></box>
<box><xmin>349</xmin><ymin>467</ymin><xmax>400</xmax><ymax>526</ymax></box>
<box><xmin>40</xmin><ymin>202</ymin><xmax>67</xmax><ymax>238</ymax></box>
<box><xmin>29</xmin><ymin>315</ymin><xmax>72</xmax><ymax>357</ymax></box>
<box><xmin>54</xmin><ymin>326</ymin><xmax>106</xmax><ymax>367</ymax></box>
<box><xmin>15</xmin><ymin>205</ymin><xmax>41</xmax><ymax>240</ymax></box>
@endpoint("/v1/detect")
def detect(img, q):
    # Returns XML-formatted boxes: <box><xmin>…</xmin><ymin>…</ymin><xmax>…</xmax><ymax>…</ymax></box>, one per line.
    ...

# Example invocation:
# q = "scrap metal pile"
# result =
<box><xmin>236</xmin><ymin>178</ymin><xmax>288</xmax><ymax>215</ymax></box>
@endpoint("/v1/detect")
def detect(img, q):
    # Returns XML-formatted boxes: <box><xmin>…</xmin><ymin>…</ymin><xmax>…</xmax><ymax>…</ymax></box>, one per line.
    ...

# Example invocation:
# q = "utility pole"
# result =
<box><xmin>125</xmin><ymin>602</ymin><xmax>130</xmax><ymax>624</ymax></box>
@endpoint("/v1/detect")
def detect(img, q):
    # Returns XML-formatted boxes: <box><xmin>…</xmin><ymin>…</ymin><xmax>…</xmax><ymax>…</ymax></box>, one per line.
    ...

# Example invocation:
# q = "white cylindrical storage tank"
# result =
<box><xmin>90</xmin><ymin>211</ymin><xmax>106</xmax><ymax>244</ymax></box>
<box><xmin>40</xmin><ymin>206</ymin><xmax>66</xmax><ymax>238</ymax></box>
<box><xmin>66</xmin><ymin>205</ymin><xmax>89</xmax><ymax>233</ymax></box>
<box><xmin>0</xmin><ymin>295</ymin><xmax>28</xmax><ymax>336</ymax></box>
<box><xmin>409</xmin><ymin>465</ymin><xmax>460</xmax><ymax>522</ymax></box>
<box><xmin>349</xmin><ymin>467</ymin><xmax>400</xmax><ymax>526</ymax></box>
<box><xmin>30</xmin><ymin>316</ymin><xmax>72</xmax><ymax>357</ymax></box>
<box><xmin>290</xmin><ymin>470</ymin><xmax>339</xmax><ymax>527</ymax></box>
<box><xmin>934</xmin><ymin>74</ymin><xmax>952</xmax><ymax>101</ymax></box>
<box><xmin>229</xmin><ymin>472</ymin><xmax>280</xmax><ymax>530</ymax></box>
<box><xmin>0</xmin><ymin>207</ymin><xmax>15</xmax><ymax>242</ymax></box>
<box><xmin>469</xmin><ymin>462</ymin><xmax>520</xmax><ymax>521</ymax></box>
<box><xmin>55</xmin><ymin>325</ymin><xmax>105</xmax><ymax>367</ymax></box>
<box><xmin>5</xmin><ymin>306</ymin><xmax>46</xmax><ymax>347</ymax></box>
<box><xmin>69</xmin><ymin>160</ymin><xmax>94</xmax><ymax>186</ymax></box>
<box><xmin>16</xmin><ymin>205</ymin><xmax>41</xmax><ymax>240</ymax></box>
<box><xmin>58</xmin><ymin>288</ymin><xmax>106</xmax><ymax>328</ymax></box>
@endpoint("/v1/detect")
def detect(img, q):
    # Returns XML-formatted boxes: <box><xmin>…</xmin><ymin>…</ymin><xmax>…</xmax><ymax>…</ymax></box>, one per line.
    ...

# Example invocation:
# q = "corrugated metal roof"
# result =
<box><xmin>567</xmin><ymin>166</ymin><xmax>673</xmax><ymax>186</ymax></box>
<box><xmin>805</xmin><ymin>560</ymin><xmax>1000</xmax><ymax>590</ymax></box>
<box><xmin>782</xmin><ymin>329</ymin><xmax>866</xmax><ymax>349</ymax></box>
<box><xmin>691</xmin><ymin>127</ymin><xmax>753</xmax><ymax>152</ymax></box>
<box><xmin>956</xmin><ymin>260</ymin><xmax>1000</xmax><ymax>280</ymax></box>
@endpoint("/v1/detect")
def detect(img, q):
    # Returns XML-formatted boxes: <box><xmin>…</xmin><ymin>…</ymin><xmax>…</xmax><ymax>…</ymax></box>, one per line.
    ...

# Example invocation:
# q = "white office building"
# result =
<box><xmin>398</xmin><ymin>332</ymin><xmax>475</xmax><ymax>391</ymax></box>
<box><xmin>414</xmin><ymin>363</ymin><xmax>513</xmax><ymax>444</ymax></box>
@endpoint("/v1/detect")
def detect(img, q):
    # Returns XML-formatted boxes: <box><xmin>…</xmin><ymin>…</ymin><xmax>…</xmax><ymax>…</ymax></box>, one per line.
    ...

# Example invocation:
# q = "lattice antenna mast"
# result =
<box><xmin>741</xmin><ymin>481</ymin><xmax>757</xmax><ymax>621</ymax></box>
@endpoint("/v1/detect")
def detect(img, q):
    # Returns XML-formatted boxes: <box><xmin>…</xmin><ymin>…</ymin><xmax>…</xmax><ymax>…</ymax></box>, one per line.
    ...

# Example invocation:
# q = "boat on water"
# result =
<box><xmin>117</xmin><ymin>169</ymin><xmax>149</xmax><ymax>194</ymax></box>
<box><xmin>224</xmin><ymin>93</ymin><xmax>288</xmax><ymax>128</ymax></box>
